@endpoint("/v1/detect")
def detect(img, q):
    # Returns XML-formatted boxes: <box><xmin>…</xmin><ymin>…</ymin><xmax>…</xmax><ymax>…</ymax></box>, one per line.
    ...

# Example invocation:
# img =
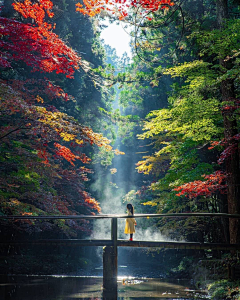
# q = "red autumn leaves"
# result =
<box><xmin>0</xmin><ymin>0</ymin><xmax>81</xmax><ymax>78</ymax></box>
<box><xmin>76</xmin><ymin>0</ymin><xmax>174</xmax><ymax>20</ymax></box>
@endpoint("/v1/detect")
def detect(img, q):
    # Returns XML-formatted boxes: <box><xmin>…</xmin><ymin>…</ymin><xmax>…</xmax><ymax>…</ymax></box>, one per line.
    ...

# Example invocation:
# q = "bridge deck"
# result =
<box><xmin>2</xmin><ymin>239</ymin><xmax>240</xmax><ymax>250</ymax></box>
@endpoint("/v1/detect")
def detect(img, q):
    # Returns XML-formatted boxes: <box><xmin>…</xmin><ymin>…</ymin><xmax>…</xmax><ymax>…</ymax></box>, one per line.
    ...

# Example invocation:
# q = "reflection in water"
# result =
<box><xmin>0</xmin><ymin>275</ymin><xmax>209</xmax><ymax>300</ymax></box>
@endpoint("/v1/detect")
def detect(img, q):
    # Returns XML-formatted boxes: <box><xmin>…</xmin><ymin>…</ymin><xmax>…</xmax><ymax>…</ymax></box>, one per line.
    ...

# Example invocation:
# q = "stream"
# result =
<box><xmin>1</xmin><ymin>247</ymin><xmax>210</xmax><ymax>299</ymax></box>
<box><xmin>0</xmin><ymin>274</ymin><xmax>209</xmax><ymax>300</ymax></box>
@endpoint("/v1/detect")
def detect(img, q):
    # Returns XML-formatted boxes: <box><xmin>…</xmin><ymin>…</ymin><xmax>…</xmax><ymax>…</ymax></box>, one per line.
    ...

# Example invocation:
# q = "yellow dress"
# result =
<box><xmin>124</xmin><ymin>211</ymin><xmax>136</xmax><ymax>234</ymax></box>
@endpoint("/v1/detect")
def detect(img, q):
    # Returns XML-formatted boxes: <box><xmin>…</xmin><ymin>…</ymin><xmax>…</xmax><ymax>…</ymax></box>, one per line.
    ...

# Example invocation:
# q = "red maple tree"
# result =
<box><xmin>174</xmin><ymin>171</ymin><xmax>227</xmax><ymax>198</ymax></box>
<box><xmin>0</xmin><ymin>0</ymin><xmax>83</xmax><ymax>78</ymax></box>
<box><xmin>0</xmin><ymin>0</ymin><xmax>119</xmax><ymax>233</ymax></box>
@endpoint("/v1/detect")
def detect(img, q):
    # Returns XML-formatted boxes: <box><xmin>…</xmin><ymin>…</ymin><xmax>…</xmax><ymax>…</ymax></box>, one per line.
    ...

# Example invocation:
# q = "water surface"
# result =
<box><xmin>0</xmin><ymin>275</ymin><xmax>209</xmax><ymax>300</ymax></box>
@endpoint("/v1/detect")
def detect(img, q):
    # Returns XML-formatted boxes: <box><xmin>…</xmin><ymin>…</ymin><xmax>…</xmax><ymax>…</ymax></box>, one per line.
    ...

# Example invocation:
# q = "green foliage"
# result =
<box><xmin>135</xmin><ymin>62</ymin><xmax>224</xmax><ymax>238</ymax></box>
<box><xmin>139</xmin><ymin>92</ymin><xmax>222</xmax><ymax>142</ymax></box>
<box><xmin>171</xmin><ymin>256</ymin><xmax>194</xmax><ymax>273</ymax></box>
<box><xmin>119</xmin><ymin>89</ymin><xmax>144</xmax><ymax>108</ymax></box>
<box><xmin>114</xmin><ymin>0</ymin><xmax>240</xmax><ymax>245</ymax></box>
<box><xmin>208</xmin><ymin>280</ymin><xmax>240</xmax><ymax>300</ymax></box>
<box><xmin>123</xmin><ymin>190</ymin><xmax>138</xmax><ymax>203</ymax></box>
<box><xmin>194</xmin><ymin>19</ymin><xmax>240</xmax><ymax>60</ymax></box>
<box><xmin>93</xmin><ymin>146</ymin><xmax>114</xmax><ymax>167</ymax></box>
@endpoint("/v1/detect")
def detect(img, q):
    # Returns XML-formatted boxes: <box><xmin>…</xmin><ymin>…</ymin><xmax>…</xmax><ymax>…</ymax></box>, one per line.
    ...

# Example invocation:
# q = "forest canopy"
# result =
<box><xmin>1</xmin><ymin>0</ymin><xmax>240</xmax><ymax>250</ymax></box>
<box><xmin>83</xmin><ymin>0</ymin><xmax>240</xmax><ymax>245</ymax></box>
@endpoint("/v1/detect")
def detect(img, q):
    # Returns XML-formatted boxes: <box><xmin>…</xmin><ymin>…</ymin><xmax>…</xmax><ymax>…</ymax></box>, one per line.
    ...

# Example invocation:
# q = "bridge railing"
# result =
<box><xmin>1</xmin><ymin>213</ymin><xmax>240</xmax><ymax>249</ymax></box>
<box><xmin>2</xmin><ymin>212</ymin><xmax>240</xmax><ymax>219</ymax></box>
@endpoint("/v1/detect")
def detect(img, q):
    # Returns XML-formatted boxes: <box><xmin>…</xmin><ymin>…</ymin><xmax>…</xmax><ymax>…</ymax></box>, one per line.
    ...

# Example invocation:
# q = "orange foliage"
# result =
<box><xmin>54</xmin><ymin>143</ymin><xmax>91</xmax><ymax>166</ymax></box>
<box><xmin>76</xmin><ymin>0</ymin><xmax>174</xmax><ymax>19</ymax></box>
<box><xmin>13</xmin><ymin>0</ymin><xmax>54</xmax><ymax>24</ymax></box>
<box><xmin>81</xmin><ymin>191</ymin><xmax>101</xmax><ymax>213</ymax></box>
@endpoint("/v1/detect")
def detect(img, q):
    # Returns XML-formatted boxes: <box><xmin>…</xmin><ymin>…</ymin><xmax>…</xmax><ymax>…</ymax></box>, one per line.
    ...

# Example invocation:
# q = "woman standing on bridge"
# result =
<box><xmin>124</xmin><ymin>203</ymin><xmax>137</xmax><ymax>241</ymax></box>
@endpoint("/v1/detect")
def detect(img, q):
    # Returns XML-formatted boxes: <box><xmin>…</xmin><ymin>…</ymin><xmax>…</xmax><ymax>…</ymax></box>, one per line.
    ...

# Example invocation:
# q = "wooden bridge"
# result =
<box><xmin>1</xmin><ymin>213</ymin><xmax>240</xmax><ymax>299</ymax></box>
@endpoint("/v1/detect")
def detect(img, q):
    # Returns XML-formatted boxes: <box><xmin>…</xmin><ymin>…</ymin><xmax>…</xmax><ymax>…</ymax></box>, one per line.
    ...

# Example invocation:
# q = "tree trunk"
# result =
<box><xmin>216</xmin><ymin>0</ymin><xmax>240</xmax><ymax>244</ymax></box>
<box><xmin>222</xmin><ymin>86</ymin><xmax>240</xmax><ymax>244</ymax></box>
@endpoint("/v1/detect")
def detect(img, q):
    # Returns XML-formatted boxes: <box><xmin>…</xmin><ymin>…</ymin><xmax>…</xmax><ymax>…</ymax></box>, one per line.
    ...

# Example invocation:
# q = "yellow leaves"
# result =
<box><xmin>136</xmin><ymin>149</ymin><xmax>170</xmax><ymax>175</ymax></box>
<box><xmin>143</xmin><ymin>201</ymin><xmax>157</xmax><ymax>206</ymax></box>
<box><xmin>136</xmin><ymin>156</ymin><xmax>154</xmax><ymax>174</ymax></box>
<box><xmin>137</xmin><ymin>163</ymin><xmax>154</xmax><ymax>175</ymax></box>
<box><xmin>9</xmin><ymin>92</ymin><xmax>123</xmax><ymax>163</ymax></box>
<box><xmin>96</xmin><ymin>136</ymin><xmax>112</xmax><ymax>148</ymax></box>
<box><xmin>38</xmin><ymin>111</ymin><xmax>64</xmax><ymax>128</ymax></box>
<box><xmin>75</xmin><ymin>139</ymin><xmax>84</xmax><ymax>145</ymax></box>
<box><xmin>32</xmin><ymin>106</ymin><xmax>120</xmax><ymax>155</ymax></box>
<box><xmin>25</xmin><ymin>173</ymin><xmax>31</xmax><ymax>179</ymax></box>
<box><xmin>138</xmin><ymin>108</ymin><xmax>171</xmax><ymax>139</ymax></box>
<box><xmin>59</xmin><ymin>132</ymin><xmax>76</xmax><ymax>141</ymax></box>
<box><xmin>141</xmin><ymin>41</ymin><xmax>152</xmax><ymax>49</ymax></box>
<box><xmin>139</xmin><ymin>92</ymin><xmax>221</xmax><ymax>144</ymax></box>
<box><xmin>110</xmin><ymin>168</ymin><xmax>117</xmax><ymax>174</ymax></box>
<box><xmin>81</xmin><ymin>129</ymin><xmax>122</xmax><ymax>155</ymax></box>
<box><xmin>35</xmin><ymin>106</ymin><xmax>47</xmax><ymax>114</ymax></box>
<box><xmin>10</xmin><ymin>198</ymin><xmax>21</xmax><ymax>206</ymax></box>
<box><xmin>114</xmin><ymin>149</ymin><xmax>125</xmax><ymax>155</ymax></box>
<box><xmin>5</xmin><ymin>199</ymin><xmax>33</xmax><ymax>220</ymax></box>
<box><xmin>105</xmin><ymin>145</ymin><xmax>113</xmax><ymax>151</ymax></box>
<box><xmin>156</xmin><ymin>143</ymin><xmax>172</xmax><ymax>155</ymax></box>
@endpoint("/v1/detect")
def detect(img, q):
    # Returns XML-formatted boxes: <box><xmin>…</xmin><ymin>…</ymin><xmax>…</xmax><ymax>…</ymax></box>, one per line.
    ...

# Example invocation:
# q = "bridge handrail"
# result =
<box><xmin>2</xmin><ymin>213</ymin><xmax>240</xmax><ymax>250</ymax></box>
<box><xmin>1</xmin><ymin>212</ymin><xmax>240</xmax><ymax>219</ymax></box>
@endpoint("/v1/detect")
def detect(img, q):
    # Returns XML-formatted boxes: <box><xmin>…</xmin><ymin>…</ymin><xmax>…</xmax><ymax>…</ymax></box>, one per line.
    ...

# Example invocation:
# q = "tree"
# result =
<box><xmin>133</xmin><ymin>2</ymin><xmax>240</xmax><ymax>244</ymax></box>
<box><xmin>215</xmin><ymin>0</ymin><xmax>240</xmax><ymax>244</ymax></box>
<box><xmin>80</xmin><ymin>0</ymin><xmax>240</xmax><ymax>244</ymax></box>
<box><xmin>0</xmin><ymin>0</ymin><xmax>120</xmax><ymax>237</ymax></box>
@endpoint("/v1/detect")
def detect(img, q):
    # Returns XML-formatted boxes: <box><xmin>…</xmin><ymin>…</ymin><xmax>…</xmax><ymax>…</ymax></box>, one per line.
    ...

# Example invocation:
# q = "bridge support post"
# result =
<box><xmin>102</xmin><ymin>218</ymin><xmax>118</xmax><ymax>299</ymax></box>
<box><xmin>103</xmin><ymin>246</ymin><xmax>117</xmax><ymax>299</ymax></box>
<box><xmin>111</xmin><ymin>217</ymin><xmax>118</xmax><ymax>259</ymax></box>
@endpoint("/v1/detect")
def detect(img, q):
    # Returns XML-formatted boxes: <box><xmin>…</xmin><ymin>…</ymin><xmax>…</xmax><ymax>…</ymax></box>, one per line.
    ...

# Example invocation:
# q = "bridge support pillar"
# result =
<box><xmin>103</xmin><ymin>218</ymin><xmax>118</xmax><ymax>299</ymax></box>
<box><xmin>102</xmin><ymin>245</ymin><xmax>117</xmax><ymax>299</ymax></box>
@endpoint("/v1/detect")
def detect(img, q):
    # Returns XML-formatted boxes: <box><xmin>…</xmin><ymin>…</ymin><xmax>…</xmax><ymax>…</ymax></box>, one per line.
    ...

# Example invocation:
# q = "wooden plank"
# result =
<box><xmin>1</xmin><ymin>212</ymin><xmax>240</xmax><ymax>220</ymax></box>
<box><xmin>117</xmin><ymin>240</ymin><xmax>240</xmax><ymax>250</ymax></box>
<box><xmin>1</xmin><ymin>239</ymin><xmax>240</xmax><ymax>250</ymax></box>
<box><xmin>0</xmin><ymin>239</ymin><xmax>112</xmax><ymax>247</ymax></box>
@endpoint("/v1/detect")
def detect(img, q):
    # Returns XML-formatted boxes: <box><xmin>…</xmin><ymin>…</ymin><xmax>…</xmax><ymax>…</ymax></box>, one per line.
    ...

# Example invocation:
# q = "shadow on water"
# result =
<box><xmin>0</xmin><ymin>274</ymin><xmax>209</xmax><ymax>300</ymax></box>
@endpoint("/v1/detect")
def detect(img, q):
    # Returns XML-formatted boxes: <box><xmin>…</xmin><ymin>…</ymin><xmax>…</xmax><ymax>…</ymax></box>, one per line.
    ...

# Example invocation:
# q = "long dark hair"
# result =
<box><xmin>127</xmin><ymin>203</ymin><xmax>134</xmax><ymax>215</ymax></box>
